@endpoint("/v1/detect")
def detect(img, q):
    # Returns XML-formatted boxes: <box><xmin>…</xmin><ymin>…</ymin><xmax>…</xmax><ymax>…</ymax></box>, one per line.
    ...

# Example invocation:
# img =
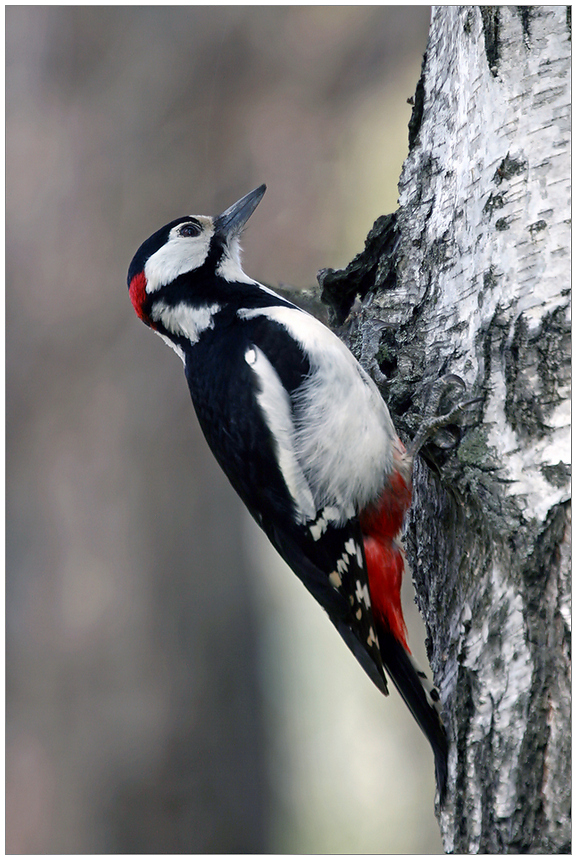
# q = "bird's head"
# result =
<box><xmin>127</xmin><ymin>184</ymin><xmax>266</xmax><ymax>330</ymax></box>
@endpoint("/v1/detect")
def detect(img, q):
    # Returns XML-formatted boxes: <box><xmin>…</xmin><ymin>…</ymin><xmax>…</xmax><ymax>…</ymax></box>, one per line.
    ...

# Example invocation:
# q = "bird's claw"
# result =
<box><xmin>406</xmin><ymin>374</ymin><xmax>482</xmax><ymax>460</ymax></box>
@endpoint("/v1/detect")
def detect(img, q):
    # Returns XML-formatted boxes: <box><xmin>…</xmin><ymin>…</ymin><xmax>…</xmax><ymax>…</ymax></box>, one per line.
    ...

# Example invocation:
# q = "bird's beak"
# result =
<box><xmin>214</xmin><ymin>184</ymin><xmax>266</xmax><ymax>240</ymax></box>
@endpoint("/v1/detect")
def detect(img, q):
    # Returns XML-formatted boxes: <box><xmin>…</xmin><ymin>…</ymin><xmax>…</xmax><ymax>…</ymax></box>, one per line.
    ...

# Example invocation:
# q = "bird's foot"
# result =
<box><xmin>406</xmin><ymin>374</ymin><xmax>482</xmax><ymax>460</ymax></box>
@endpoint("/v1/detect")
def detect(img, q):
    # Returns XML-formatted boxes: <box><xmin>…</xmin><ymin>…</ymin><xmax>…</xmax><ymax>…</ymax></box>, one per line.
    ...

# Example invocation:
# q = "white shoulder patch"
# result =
<box><xmin>245</xmin><ymin>344</ymin><xmax>316</xmax><ymax>523</ymax></box>
<box><xmin>151</xmin><ymin>301</ymin><xmax>221</xmax><ymax>343</ymax></box>
<box><xmin>239</xmin><ymin>303</ymin><xmax>397</xmax><ymax>512</ymax></box>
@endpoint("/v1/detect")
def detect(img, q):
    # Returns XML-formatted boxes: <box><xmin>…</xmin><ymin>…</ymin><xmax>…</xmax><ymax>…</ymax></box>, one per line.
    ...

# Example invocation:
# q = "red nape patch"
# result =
<box><xmin>129</xmin><ymin>272</ymin><xmax>150</xmax><ymax>323</ymax></box>
<box><xmin>364</xmin><ymin>535</ymin><xmax>409</xmax><ymax>652</ymax></box>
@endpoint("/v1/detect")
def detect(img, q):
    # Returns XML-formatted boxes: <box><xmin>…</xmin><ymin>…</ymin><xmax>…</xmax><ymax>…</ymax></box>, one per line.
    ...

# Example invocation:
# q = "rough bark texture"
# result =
<box><xmin>319</xmin><ymin>6</ymin><xmax>570</xmax><ymax>854</ymax></box>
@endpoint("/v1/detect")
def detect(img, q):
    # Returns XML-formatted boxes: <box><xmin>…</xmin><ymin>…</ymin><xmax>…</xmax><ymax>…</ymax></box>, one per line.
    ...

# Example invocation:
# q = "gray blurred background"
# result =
<box><xmin>6</xmin><ymin>6</ymin><xmax>442</xmax><ymax>853</ymax></box>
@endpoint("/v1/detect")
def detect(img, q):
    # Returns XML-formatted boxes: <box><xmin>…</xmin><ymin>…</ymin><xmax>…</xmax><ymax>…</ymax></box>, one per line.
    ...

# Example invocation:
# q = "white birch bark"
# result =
<box><xmin>320</xmin><ymin>5</ymin><xmax>570</xmax><ymax>853</ymax></box>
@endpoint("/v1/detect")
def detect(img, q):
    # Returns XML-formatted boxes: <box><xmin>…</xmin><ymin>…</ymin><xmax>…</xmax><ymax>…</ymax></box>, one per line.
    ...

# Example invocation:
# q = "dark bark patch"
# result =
<box><xmin>493</xmin><ymin>153</ymin><xmax>528</xmax><ymax>184</ymax></box>
<box><xmin>528</xmin><ymin>219</ymin><xmax>547</xmax><ymax>237</ymax></box>
<box><xmin>463</xmin><ymin>8</ymin><xmax>476</xmax><ymax>36</ymax></box>
<box><xmin>483</xmin><ymin>191</ymin><xmax>506</xmax><ymax>217</ymax></box>
<box><xmin>483</xmin><ymin>266</ymin><xmax>499</xmax><ymax>292</ymax></box>
<box><xmin>516</xmin><ymin>6</ymin><xmax>533</xmax><ymax>46</ymax></box>
<box><xmin>480</xmin><ymin>6</ymin><xmax>501</xmax><ymax>76</ymax></box>
<box><xmin>408</xmin><ymin>52</ymin><xmax>427</xmax><ymax>150</ymax></box>
<box><xmin>541</xmin><ymin>462</ymin><xmax>571</xmax><ymax>488</ymax></box>
<box><xmin>317</xmin><ymin>212</ymin><xmax>398</xmax><ymax>325</ymax></box>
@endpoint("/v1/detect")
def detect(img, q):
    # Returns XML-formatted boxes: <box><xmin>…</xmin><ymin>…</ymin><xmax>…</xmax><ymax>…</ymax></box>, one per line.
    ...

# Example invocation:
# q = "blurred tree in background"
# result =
<box><xmin>6</xmin><ymin>7</ymin><xmax>440</xmax><ymax>853</ymax></box>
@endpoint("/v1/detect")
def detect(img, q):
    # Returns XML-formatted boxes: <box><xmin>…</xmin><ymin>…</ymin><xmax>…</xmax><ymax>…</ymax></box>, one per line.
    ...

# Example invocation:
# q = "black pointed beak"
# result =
<box><xmin>214</xmin><ymin>184</ymin><xmax>266</xmax><ymax>240</ymax></box>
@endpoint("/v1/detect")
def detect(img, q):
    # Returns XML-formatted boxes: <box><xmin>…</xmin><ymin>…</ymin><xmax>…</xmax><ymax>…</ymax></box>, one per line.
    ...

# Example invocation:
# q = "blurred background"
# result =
<box><xmin>6</xmin><ymin>6</ymin><xmax>441</xmax><ymax>853</ymax></box>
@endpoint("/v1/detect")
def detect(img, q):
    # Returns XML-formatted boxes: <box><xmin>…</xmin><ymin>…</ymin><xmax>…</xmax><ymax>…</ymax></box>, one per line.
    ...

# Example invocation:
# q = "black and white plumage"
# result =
<box><xmin>128</xmin><ymin>185</ymin><xmax>448</xmax><ymax>797</ymax></box>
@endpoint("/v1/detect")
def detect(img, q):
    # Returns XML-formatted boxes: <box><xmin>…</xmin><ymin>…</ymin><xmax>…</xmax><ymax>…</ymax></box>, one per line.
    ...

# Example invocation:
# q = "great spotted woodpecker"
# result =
<box><xmin>128</xmin><ymin>185</ymin><xmax>450</xmax><ymax>798</ymax></box>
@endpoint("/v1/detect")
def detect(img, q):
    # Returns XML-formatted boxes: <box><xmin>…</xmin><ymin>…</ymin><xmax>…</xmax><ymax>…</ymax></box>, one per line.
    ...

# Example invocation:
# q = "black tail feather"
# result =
<box><xmin>378</xmin><ymin>627</ymin><xmax>448</xmax><ymax>802</ymax></box>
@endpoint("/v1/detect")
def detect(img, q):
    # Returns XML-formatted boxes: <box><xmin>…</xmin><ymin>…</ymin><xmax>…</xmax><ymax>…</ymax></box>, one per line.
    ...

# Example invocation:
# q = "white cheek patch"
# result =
<box><xmin>245</xmin><ymin>344</ymin><xmax>316</xmax><ymax>523</ymax></box>
<box><xmin>144</xmin><ymin>219</ymin><xmax>214</xmax><ymax>293</ymax></box>
<box><xmin>151</xmin><ymin>301</ymin><xmax>221</xmax><ymax>343</ymax></box>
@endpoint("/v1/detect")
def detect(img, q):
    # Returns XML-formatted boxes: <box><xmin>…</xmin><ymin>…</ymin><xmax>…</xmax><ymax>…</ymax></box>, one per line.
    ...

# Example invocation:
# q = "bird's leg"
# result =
<box><xmin>406</xmin><ymin>374</ymin><xmax>482</xmax><ymax>461</ymax></box>
<box><xmin>359</xmin><ymin>319</ymin><xmax>390</xmax><ymax>389</ymax></box>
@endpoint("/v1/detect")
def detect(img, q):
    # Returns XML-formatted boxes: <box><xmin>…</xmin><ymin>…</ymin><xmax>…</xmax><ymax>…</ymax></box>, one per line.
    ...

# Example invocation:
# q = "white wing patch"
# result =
<box><xmin>245</xmin><ymin>345</ymin><xmax>316</xmax><ymax>523</ymax></box>
<box><xmin>238</xmin><ymin>304</ymin><xmax>397</xmax><ymax>514</ymax></box>
<box><xmin>245</xmin><ymin>347</ymin><xmax>257</xmax><ymax>366</ymax></box>
<box><xmin>328</xmin><ymin>539</ymin><xmax>364</xmax><ymax>591</ymax></box>
<box><xmin>309</xmin><ymin>505</ymin><xmax>342</xmax><ymax>541</ymax></box>
<box><xmin>367</xmin><ymin>626</ymin><xmax>379</xmax><ymax>648</ymax></box>
<box><xmin>355</xmin><ymin>580</ymin><xmax>372</xmax><ymax>609</ymax></box>
<box><xmin>151</xmin><ymin>301</ymin><xmax>221</xmax><ymax>344</ymax></box>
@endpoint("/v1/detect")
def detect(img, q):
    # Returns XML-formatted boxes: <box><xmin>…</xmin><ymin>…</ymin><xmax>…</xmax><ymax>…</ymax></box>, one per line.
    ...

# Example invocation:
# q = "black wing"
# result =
<box><xmin>184</xmin><ymin>310</ymin><xmax>388</xmax><ymax>693</ymax></box>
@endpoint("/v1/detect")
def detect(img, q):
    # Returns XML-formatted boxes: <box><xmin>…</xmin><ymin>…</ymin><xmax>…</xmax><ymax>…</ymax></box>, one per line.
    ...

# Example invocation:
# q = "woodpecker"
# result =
<box><xmin>128</xmin><ymin>185</ymin><xmax>449</xmax><ymax>798</ymax></box>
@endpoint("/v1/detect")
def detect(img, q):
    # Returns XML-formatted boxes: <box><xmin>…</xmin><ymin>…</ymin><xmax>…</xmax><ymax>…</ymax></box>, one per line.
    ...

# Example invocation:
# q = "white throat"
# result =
<box><xmin>216</xmin><ymin>238</ymin><xmax>257</xmax><ymax>285</ymax></box>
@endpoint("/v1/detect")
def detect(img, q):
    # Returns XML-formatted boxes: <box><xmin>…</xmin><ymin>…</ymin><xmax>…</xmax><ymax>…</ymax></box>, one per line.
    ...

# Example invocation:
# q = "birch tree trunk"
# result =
<box><xmin>320</xmin><ymin>6</ymin><xmax>570</xmax><ymax>853</ymax></box>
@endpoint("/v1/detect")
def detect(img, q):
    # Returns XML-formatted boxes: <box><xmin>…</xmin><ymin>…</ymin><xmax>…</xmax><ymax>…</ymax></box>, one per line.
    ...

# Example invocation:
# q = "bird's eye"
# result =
<box><xmin>180</xmin><ymin>222</ymin><xmax>202</xmax><ymax>238</ymax></box>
